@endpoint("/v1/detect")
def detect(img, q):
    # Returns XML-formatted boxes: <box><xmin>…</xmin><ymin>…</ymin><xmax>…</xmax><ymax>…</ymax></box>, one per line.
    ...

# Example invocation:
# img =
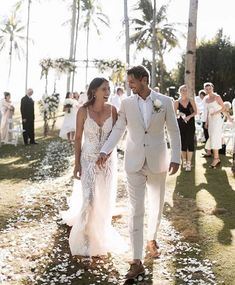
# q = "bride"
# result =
<box><xmin>61</xmin><ymin>77</ymin><xmax>127</xmax><ymax>256</ymax></box>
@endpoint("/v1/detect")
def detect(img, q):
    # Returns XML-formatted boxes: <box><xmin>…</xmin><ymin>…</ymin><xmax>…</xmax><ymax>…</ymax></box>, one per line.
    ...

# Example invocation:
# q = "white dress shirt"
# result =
<box><xmin>137</xmin><ymin>93</ymin><xmax>153</xmax><ymax>129</ymax></box>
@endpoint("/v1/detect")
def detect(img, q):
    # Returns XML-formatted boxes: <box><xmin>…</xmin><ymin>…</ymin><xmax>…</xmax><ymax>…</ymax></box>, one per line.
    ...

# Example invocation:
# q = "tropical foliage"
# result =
<box><xmin>0</xmin><ymin>5</ymin><xmax>26</xmax><ymax>79</ymax></box>
<box><xmin>174</xmin><ymin>30</ymin><xmax>235</xmax><ymax>99</ymax></box>
<box><xmin>130</xmin><ymin>0</ymin><xmax>182</xmax><ymax>91</ymax></box>
<box><xmin>80</xmin><ymin>0</ymin><xmax>110</xmax><ymax>85</ymax></box>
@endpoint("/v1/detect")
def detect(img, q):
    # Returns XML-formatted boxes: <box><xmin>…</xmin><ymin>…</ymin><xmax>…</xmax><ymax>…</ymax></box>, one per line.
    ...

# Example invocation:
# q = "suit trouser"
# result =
<box><xmin>22</xmin><ymin>120</ymin><xmax>35</xmax><ymax>144</ymax></box>
<box><xmin>126</xmin><ymin>161</ymin><xmax>167</xmax><ymax>260</ymax></box>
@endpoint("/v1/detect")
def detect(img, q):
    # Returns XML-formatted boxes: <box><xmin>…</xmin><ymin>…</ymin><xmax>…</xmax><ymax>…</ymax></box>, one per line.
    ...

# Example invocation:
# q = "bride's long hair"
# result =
<box><xmin>83</xmin><ymin>77</ymin><xmax>108</xmax><ymax>108</ymax></box>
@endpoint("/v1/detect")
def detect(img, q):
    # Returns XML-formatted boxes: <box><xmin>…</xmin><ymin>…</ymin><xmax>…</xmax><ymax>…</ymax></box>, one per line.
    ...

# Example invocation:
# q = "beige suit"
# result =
<box><xmin>101</xmin><ymin>90</ymin><xmax>181</xmax><ymax>259</ymax></box>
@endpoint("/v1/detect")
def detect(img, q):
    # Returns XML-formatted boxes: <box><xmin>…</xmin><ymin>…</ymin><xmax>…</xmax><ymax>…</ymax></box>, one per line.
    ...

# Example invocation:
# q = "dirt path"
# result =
<box><xmin>0</xmin><ymin>140</ymin><xmax>228</xmax><ymax>285</ymax></box>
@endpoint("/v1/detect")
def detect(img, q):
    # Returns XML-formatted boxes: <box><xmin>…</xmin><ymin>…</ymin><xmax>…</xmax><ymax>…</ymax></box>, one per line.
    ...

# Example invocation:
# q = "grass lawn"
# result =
<box><xmin>166</xmin><ymin>144</ymin><xmax>235</xmax><ymax>285</ymax></box>
<box><xmin>0</xmin><ymin>126</ymin><xmax>235</xmax><ymax>284</ymax></box>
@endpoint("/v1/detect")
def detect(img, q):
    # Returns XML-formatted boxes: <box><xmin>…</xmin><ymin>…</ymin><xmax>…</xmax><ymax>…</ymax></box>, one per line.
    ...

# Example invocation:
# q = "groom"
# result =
<box><xmin>97</xmin><ymin>65</ymin><xmax>181</xmax><ymax>279</ymax></box>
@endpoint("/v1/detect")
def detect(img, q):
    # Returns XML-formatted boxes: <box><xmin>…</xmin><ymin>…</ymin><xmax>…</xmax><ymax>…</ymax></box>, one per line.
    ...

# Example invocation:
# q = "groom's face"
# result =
<box><xmin>127</xmin><ymin>74</ymin><xmax>145</xmax><ymax>94</ymax></box>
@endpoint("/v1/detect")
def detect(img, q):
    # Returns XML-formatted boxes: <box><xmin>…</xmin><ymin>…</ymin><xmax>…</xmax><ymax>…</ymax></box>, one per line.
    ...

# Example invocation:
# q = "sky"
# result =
<box><xmin>0</xmin><ymin>0</ymin><xmax>235</xmax><ymax>102</ymax></box>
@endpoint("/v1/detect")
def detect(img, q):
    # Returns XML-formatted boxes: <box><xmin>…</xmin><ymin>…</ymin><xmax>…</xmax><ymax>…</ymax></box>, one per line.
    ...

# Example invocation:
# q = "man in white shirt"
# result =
<box><xmin>109</xmin><ymin>87</ymin><xmax>126</xmax><ymax>111</ymax></box>
<box><xmin>97</xmin><ymin>65</ymin><xmax>181</xmax><ymax>279</ymax></box>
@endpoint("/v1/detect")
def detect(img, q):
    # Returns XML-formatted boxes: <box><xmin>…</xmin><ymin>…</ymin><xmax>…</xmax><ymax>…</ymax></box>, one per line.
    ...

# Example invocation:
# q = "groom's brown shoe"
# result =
<box><xmin>125</xmin><ymin>261</ymin><xmax>145</xmax><ymax>279</ymax></box>
<box><xmin>146</xmin><ymin>240</ymin><xmax>160</xmax><ymax>258</ymax></box>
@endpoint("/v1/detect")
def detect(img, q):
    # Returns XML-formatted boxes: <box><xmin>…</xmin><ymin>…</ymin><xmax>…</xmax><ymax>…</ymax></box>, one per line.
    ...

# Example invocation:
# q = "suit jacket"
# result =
<box><xmin>20</xmin><ymin>95</ymin><xmax>34</xmax><ymax>121</ymax></box>
<box><xmin>101</xmin><ymin>90</ymin><xmax>181</xmax><ymax>174</ymax></box>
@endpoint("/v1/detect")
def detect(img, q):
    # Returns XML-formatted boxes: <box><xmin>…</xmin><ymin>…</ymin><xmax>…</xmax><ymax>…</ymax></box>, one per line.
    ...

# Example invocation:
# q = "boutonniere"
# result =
<box><xmin>152</xmin><ymin>98</ymin><xmax>163</xmax><ymax>113</ymax></box>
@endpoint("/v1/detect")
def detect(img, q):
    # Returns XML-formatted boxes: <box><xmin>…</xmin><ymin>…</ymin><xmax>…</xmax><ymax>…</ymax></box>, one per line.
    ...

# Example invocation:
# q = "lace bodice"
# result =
<box><xmin>81</xmin><ymin>110</ymin><xmax>113</xmax><ymax>161</ymax></box>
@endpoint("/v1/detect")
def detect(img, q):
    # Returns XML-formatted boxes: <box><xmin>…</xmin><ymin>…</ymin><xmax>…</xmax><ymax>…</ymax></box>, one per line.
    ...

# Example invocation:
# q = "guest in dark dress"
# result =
<box><xmin>20</xmin><ymin>88</ymin><xmax>37</xmax><ymax>145</ymax></box>
<box><xmin>174</xmin><ymin>85</ymin><xmax>197</xmax><ymax>171</ymax></box>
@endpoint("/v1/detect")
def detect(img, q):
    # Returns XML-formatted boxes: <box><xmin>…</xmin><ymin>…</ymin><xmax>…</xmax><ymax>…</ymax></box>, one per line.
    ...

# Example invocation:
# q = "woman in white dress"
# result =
<box><xmin>61</xmin><ymin>78</ymin><xmax>127</xmax><ymax>257</ymax></box>
<box><xmin>59</xmin><ymin>92</ymin><xmax>77</xmax><ymax>142</ymax></box>
<box><xmin>0</xmin><ymin>92</ymin><xmax>15</xmax><ymax>143</ymax></box>
<box><xmin>204</xmin><ymin>82</ymin><xmax>225</xmax><ymax>168</ymax></box>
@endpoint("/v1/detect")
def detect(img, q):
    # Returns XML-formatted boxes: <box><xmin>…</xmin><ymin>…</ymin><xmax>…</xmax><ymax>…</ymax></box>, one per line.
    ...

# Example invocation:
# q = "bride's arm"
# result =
<box><xmin>111</xmin><ymin>105</ymin><xmax>118</xmax><ymax>125</ymax></box>
<box><xmin>73</xmin><ymin>107</ymin><xmax>86</xmax><ymax>179</ymax></box>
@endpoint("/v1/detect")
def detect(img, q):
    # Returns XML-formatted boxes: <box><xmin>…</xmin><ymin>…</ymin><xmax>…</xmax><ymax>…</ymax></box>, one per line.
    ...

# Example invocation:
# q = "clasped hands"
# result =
<box><xmin>96</xmin><ymin>152</ymin><xmax>109</xmax><ymax>169</ymax></box>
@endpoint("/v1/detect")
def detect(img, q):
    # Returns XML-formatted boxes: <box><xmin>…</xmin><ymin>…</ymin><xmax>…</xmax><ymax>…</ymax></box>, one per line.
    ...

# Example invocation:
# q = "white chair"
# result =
<box><xmin>7</xmin><ymin>119</ymin><xmax>25</xmax><ymax>146</ymax></box>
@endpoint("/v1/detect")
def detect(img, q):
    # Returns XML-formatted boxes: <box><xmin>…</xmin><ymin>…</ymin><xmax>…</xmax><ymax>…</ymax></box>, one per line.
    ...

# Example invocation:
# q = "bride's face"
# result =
<box><xmin>95</xmin><ymin>81</ymin><xmax>110</xmax><ymax>102</ymax></box>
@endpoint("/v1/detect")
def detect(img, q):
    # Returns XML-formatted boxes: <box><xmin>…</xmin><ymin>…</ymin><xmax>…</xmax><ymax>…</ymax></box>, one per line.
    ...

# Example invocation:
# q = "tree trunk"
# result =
<box><xmin>85</xmin><ymin>24</ymin><xmax>90</xmax><ymax>87</ymax></box>
<box><xmin>25</xmin><ymin>0</ymin><xmax>31</xmax><ymax>94</ymax></box>
<box><xmin>184</xmin><ymin>0</ymin><xmax>198</xmax><ymax>98</ymax></box>
<box><xmin>71</xmin><ymin>0</ymin><xmax>80</xmax><ymax>92</ymax></box>
<box><xmin>124</xmin><ymin>0</ymin><xmax>131</xmax><ymax>96</ymax></box>
<box><xmin>151</xmin><ymin>0</ymin><xmax>156</xmax><ymax>88</ymax></box>
<box><xmin>8</xmin><ymin>38</ymin><xmax>13</xmax><ymax>79</ymax></box>
<box><xmin>67</xmin><ymin>0</ymin><xmax>77</xmax><ymax>92</ymax></box>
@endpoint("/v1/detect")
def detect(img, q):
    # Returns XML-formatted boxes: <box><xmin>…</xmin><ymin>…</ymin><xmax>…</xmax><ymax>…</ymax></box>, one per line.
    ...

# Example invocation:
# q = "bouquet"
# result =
<box><xmin>63</xmin><ymin>98</ymin><xmax>74</xmax><ymax>113</ymax></box>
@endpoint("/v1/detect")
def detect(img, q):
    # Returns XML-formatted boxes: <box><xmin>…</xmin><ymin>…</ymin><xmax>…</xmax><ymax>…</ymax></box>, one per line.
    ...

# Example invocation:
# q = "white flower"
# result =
<box><xmin>152</xmin><ymin>99</ymin><xmax>163</xmax><ymax>112</ymax></box>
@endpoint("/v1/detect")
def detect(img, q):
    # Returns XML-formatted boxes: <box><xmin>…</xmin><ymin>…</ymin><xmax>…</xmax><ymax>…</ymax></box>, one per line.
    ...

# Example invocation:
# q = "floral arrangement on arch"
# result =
<box><xmin>94</xmin><ymin>59</ymin><xmax>126</xmax><ymax>85</ymax></box>
<box><xmin>39</xmin><ymin>58</ymin><xmax>76</xmax><ymax>94</ymax></box>
<box><xmin>38</xmin><ymin>93</ymin><xmax>60</xmax><ymax>136</ymax></box>
<box><xmin>53</xmin><ymin>58</ymin><xmax>76</xmax><ymax>76</ymax></box>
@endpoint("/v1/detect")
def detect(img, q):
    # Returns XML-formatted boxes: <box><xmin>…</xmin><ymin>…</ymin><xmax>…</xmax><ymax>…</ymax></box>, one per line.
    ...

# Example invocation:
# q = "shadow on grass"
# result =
<box><xmin>166</xmin><ymin>147</ymin><xmax>235</xmax><ymax>284</ymax></box>
<box><xmin>201</xmin><ymin>163</ymin><xmax>235</xmax><ymax>245</ymax></box>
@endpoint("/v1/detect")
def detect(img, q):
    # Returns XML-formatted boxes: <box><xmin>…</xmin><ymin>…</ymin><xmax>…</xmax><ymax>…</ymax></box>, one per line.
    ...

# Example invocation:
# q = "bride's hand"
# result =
<box><xmin>73</xmin><ymin>164</ymin><xmax>81</xmax><ymax>179</ymax></box>
<box><xmin>96</xmin><ymin>153</ymin><xmax>108</xmax><ymax>169</ymax></box>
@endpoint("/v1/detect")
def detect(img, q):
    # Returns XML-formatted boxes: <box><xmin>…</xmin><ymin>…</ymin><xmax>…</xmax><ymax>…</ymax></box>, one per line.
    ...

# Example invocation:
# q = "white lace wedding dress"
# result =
<box><xmin>61</xmin><ymin>109</ymin><xmax>127</xmax><ymax>256</ymax></box>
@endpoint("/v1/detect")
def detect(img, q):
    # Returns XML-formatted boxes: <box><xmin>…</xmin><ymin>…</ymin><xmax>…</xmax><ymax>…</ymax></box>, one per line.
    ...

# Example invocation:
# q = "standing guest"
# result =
<box><xmin>196</xmin><ymin>89</ymin><xmax>208</xmax><ymax>143</ymax></box>
<box><xmin>78</xmin><ymin>91</ymin><xmax>88</xmax><ymax>107</ymax></box>
<box><xmin>223</xmin><ymin>101</ymin><xmax>233</xmax><ymax>123</ymax></box>
<box><xmin>73</xmin><ymin>91</ymin><xmax>80</xmax><ymax>101</ymax></box>
<box><xmin>203</xmin><ymin>82</ymin><xmax>225</xmax><ymax>168</ymax></box>
<box><xmin>72</xmin><ymin>91</ymin><xmax>81</xmax><ymax>111</ymax></box>
<box><xmin>97</xmin><ymin>65</ymin><xmax>181</xmax><ymax>279</ymax></box>
<box><xmin>174</xmin><ymin>85</ymin><xmax>197</xmax><ymax>171</ymax></box>
<box><xmin>59</xmin><ymin>92</ymin><xmax>77</xmax><ymax>142</ymax></box>
<box><xmin>1</xmin><ymin>92</ymin><xmax>15</xmax><ymax>143</ymax></box>
<box><xmin>20</xmin><ymin>88</ymin><xmax>37</xmax><ymax>145</ymax></box>
<box><xmin>153</xmin><ymin>86</ymin><xmax>160</xmax><ymax>93</ymax></box>
<box><xmin>109</xmin><ymin>87</ymin><xmax>126</xmax><ymax>111</ymax></box>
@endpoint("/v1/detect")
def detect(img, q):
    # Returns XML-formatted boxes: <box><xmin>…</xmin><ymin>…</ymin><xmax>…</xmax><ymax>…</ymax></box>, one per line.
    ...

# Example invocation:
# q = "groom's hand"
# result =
<box><xmin>168</xmin><ymin>162</ymin><xmax>180</xmax><ymax>175</ymax></box>
<box><xmin>96</xmin><ymin>152</ymin><xmax>108</xmax><ymax>169</ymax></box>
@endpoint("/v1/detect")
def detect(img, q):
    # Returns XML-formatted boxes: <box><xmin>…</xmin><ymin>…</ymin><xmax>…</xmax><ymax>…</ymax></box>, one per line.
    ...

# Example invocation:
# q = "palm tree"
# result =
<box><xmin>80</xmin><ymin>0</ymin><xmax>110</xmax><ymax>86</ymax></box>
<box><xmin>130</xmin><ymin>0</ymin><xmax>180</xmax><ymax>90</ymax></box>
<box><xmin>0</xmin><ymin>7</ymin><xmax>26</xmax><ymax>79</ymax></box>
<box><xmin>71</xmin><ymin>0</ymin><xmax>81</xmax><ymax>92</ymax></box>
<box><xmin>13</xmin><ymin>0</ymin><xmax>32</xmax><ymax>93</ymax></box>
<box><xmin>184</xmin><ymin>0</ymin><xmax>198</xmax><ymax>97</ymax></box>
<box><xmin>151</xmin><ymin>0</ymin><xmax>156</xmax><ymax>87</ymax></box>
<box><xmin>124</xmin><ymin>0</ymin><xmax>131</xmax><ymax>95</ymax></box>
<box><xmin>67</xmin><ymin>0</ymin><xmax>77</xmax><ymax>92</ymax></box>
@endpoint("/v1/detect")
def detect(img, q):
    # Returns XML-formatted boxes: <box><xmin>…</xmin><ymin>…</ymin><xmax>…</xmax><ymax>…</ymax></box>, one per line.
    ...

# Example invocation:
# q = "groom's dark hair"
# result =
<box><xmin>127</xmin><ymin>65</ymin><xmax>150</xmax><ymax>84</ymax></box>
